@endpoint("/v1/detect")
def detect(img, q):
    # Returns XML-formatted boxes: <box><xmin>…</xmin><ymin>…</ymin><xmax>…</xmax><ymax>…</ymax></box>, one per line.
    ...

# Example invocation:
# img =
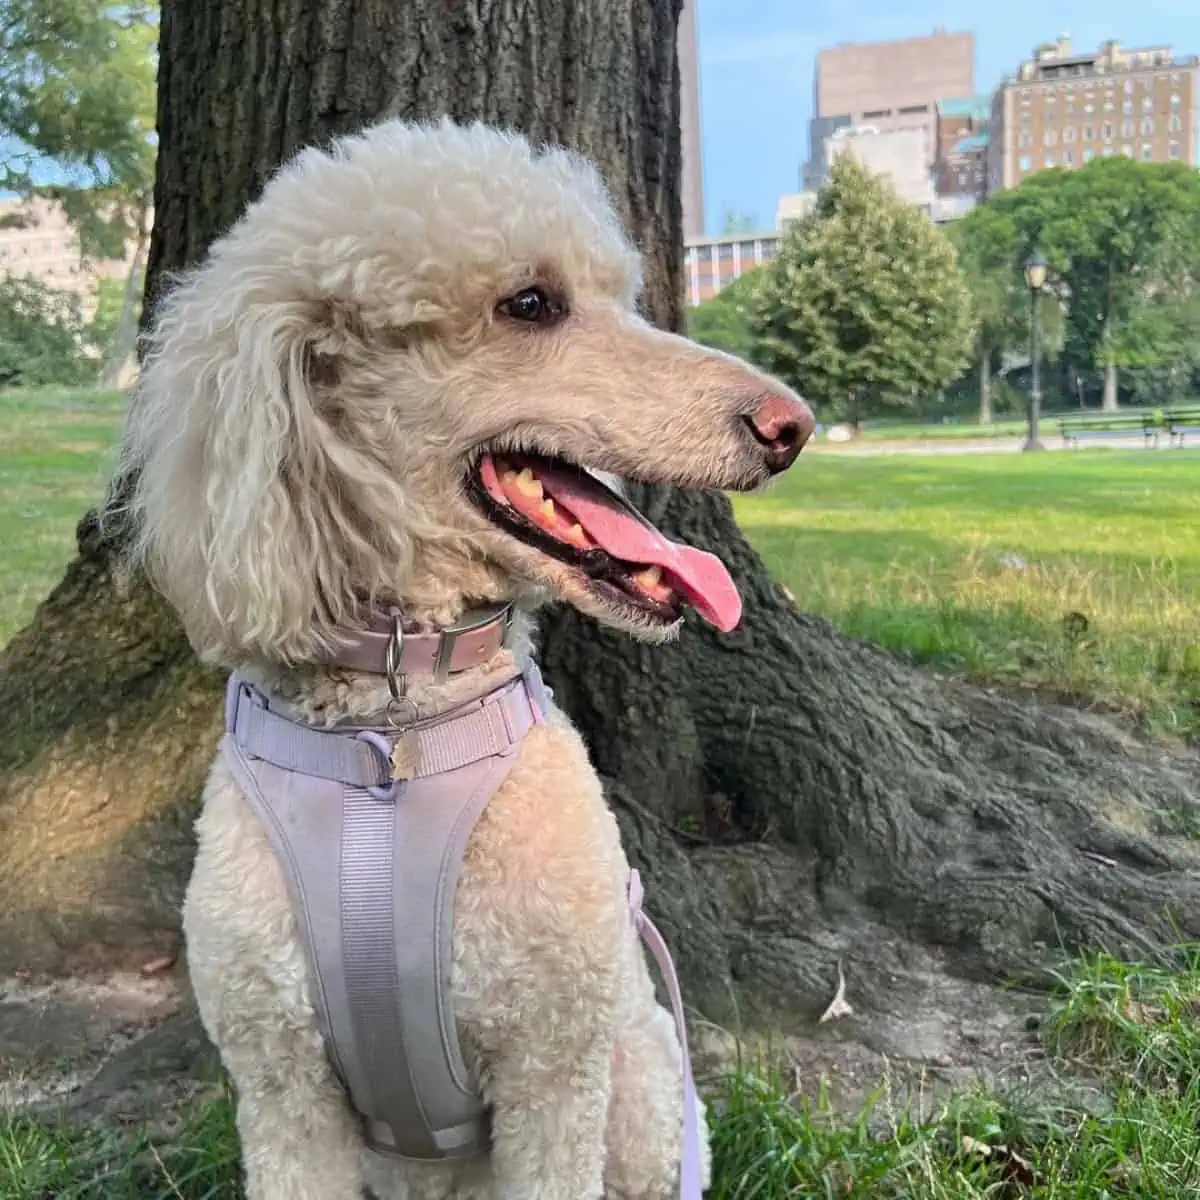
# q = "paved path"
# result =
<box><xmin>817</xmin><ymin>434</ymin><xmax>1196</xmax><ymax>457</ymax></box>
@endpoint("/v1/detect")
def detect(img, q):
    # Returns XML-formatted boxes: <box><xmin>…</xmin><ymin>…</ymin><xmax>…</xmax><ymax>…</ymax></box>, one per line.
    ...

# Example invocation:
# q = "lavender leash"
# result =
<box><xmin>628</xmin><ymin>869</ymin><xmax>704</xmax><ymax>1199</ymax></box>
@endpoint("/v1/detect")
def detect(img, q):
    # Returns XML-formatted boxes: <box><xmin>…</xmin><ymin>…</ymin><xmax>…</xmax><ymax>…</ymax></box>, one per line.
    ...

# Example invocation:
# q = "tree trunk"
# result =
<box><xmin>1102</xmin><ymin>359</ymin><xmax>1120</xmax><ymax>411</ymax></box>
<box><xmin>978</xmin><ymin>349</ymin><xmax>993</xmax><ymax>425</ymax></box>
<box><xmin>1</xmin><ymin>0</ymin><xmax>1198</xmax><ymax>1035</ymax></box>
<box><xmin>100</xmin><ymin>203</ymin><xmax>151</xmax><ymax>389</ymax></box>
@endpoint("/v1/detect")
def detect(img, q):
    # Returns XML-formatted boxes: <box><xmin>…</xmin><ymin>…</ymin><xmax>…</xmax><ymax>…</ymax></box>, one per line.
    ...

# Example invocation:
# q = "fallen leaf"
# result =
<box><xmin>819</xmin><ymin>961</ymin><xmax>854</xmax><ymax>1023</ymax></box>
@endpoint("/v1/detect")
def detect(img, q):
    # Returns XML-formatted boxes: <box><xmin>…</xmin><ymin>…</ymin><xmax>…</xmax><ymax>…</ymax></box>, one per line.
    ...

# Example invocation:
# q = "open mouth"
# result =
<box><xmin>466</xmin><ymin>451</ymin><xmax>743</xmax><ymax>632</ymax></box>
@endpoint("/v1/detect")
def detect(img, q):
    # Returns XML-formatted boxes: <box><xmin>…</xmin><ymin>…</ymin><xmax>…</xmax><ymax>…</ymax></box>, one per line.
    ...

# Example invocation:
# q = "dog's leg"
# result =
<box><xmin>454</xmin><ymin>750</ymin><xmax>628</xmax><ymax>1199</ymax></box>
<box><xmin>184</xmin><ymin>769</ymin><xmax>365</xmax><ymax>1200</ymax></box>
<box><xmin>603</xmin><ymin>939</ymin><xmax>712</xmax><ymax>1199</ymax></box>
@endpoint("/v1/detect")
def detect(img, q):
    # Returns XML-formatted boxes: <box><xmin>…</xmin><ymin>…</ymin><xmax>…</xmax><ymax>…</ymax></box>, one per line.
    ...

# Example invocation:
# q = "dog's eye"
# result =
<box><xmin>499</xmin><ymin>287</ymin><xmax>564</xmax><ymax>325</ymax></box>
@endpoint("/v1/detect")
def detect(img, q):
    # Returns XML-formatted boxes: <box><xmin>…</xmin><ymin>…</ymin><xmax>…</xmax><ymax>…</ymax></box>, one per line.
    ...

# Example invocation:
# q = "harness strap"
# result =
<box><xmin>629</xmin><ymin>870</ymin><xmax>704</xmax><ymax>1200</ymax></box>
<box><xmin>226</xmin><ymin>661</ymin><xmax>544</xmax><ymax>792</ymax></box>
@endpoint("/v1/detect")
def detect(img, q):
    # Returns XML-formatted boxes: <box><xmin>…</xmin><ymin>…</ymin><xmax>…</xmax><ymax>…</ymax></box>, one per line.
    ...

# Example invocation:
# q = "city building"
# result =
<box><xmin>683</xmin><ymin>229</ymin><xmax>782</xmax><ymax>307</ymax></box>
<box><xmin>804</xmin><ymin>30</ymin><xmax>975</xmax><ymax>190</ymax></box>
<box><xmin>987</xmin><ymin>36</ymin><xmax>1199</xmax><ymax>192</ymax></box>
<box><xmin>936</xmin><ymin>96</ymin><xmax>990</xmax><ymax>199</ymax></box>
<box><xmin>684</xmin><ymin>194</ymin><xmax>972</xmax><ymax>307</ymax></box>
<box><xmin>678</xmin><ymin>0</ymin><xmax>705</xmax><ymax>240</ymax></box>
<box><xmin>824</xmin><ymin>124</ymin><xmax>937</xmax><ymax>207</ymax></box>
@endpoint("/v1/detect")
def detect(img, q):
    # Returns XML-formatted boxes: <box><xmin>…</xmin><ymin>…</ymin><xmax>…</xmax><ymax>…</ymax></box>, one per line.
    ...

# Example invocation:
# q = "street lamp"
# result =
<box><xmin>1023</xmin><ymin>250</ymin><xmax>1048</xmax><ymax>452</ymax></box>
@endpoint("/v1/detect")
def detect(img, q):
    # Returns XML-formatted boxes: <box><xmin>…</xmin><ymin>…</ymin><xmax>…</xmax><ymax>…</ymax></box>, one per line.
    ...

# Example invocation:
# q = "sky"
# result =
<box><xmin>695</xmin><ymin>0</ymin><xmax>1200</xmax><ymax>235</ymax></box>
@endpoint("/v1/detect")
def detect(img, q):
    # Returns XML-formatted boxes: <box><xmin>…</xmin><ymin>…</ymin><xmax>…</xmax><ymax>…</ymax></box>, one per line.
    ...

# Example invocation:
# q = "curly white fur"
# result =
<box><xmin>118</xmin><ymin>116</ymin><xmax>804</xmax><ymax>1199</ymax></box>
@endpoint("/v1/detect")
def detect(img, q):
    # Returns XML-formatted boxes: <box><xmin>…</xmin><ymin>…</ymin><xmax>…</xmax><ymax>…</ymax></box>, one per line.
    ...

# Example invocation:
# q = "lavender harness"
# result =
<box><xmin>219</xmin><ymin>606</ymin><xmax>703</xmax><ymax>1195</ymax></box>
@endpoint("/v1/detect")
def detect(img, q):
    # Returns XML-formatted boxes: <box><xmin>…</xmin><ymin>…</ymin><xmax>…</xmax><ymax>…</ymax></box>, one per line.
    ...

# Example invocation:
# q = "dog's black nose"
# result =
<box><xmin>742</xmin><ymin>391</ymin><xmax>814</xmax><ymax>474</ymax></box>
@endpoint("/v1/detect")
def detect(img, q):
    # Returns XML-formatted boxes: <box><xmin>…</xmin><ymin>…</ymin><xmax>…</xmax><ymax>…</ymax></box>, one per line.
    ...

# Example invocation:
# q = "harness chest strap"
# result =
<box><xmin>222</xmin><ymin>658</ymin><xmax>703</xmax><ymax>1195</ymax></box>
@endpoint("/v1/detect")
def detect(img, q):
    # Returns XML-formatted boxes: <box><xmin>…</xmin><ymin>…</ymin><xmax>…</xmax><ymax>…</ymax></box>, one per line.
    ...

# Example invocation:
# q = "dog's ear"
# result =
<box><xmin>118</xmin><ymin>273</ymin><xmax>382</xmax><ymax>665</ymax></box>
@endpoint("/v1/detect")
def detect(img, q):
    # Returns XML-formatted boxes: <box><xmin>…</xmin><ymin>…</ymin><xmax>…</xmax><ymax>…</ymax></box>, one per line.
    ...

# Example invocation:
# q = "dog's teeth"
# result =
<box><xmin>540</xmin><ymin>498</ymin><xmax>555</xmax><ymax>519</ymax></box>
<box><xmin>515</xmin><ymin>468</ymin><xmax>543</xmax><ymax>499</ymax></box>
<box><xmin>502</xmin><ymin>470</ymin><xmax>519</xmax><ymax>485</ymax></box>
<box><xmin>636</xmin><ymin>566</ymin><xmax>663</xmax><ymax>589</ymax></box>
<box><xmin>567</xmin><ymin>523</ymin><xmax>588</xmax><ymax>546</ymax></box>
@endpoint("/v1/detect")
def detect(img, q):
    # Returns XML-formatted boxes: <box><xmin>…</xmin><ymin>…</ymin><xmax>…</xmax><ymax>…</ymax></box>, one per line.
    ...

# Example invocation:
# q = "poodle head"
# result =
<box><xmin>119</xmin><ymin>118</ymin><xmax>812</xmax><ymax>666</ymax></box>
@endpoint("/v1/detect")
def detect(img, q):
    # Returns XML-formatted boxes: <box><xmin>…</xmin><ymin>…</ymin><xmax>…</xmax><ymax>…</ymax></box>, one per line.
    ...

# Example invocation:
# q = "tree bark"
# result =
<box><xmin>1102</xmin><ymin>359</ymin><xmax>1120</xmax><ymax>411</ymax></box>
<box><xmin>1</xmin><ymin>0</ymin><xmax>1198</xmax><ymax>1032</ymax></box>
<box><xmin>978</xmin><ymin>349</ymin><xmax>993</xmax><ymax>425</ymax></box>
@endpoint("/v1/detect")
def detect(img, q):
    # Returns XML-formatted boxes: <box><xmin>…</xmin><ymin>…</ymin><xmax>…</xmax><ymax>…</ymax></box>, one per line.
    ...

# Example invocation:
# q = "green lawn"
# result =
<box><xmin>733</xmin><ymin>452</ymin><xmax>1200</xmax><ymax>740</ymax></box>
<box><xmin>0</xmin><ymin>387</ymin><xmax>126</xmax><ymax>644</ymax></box>
<box><xmin>2</xmin><ymin>390</ymin><xmax>1200</xmax><ymax>1194</ymax></box>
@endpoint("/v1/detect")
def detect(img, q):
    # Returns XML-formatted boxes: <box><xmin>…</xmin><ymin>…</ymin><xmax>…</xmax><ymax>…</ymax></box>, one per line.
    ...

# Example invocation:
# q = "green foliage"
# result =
<box><xmin>0</xmin><ymin>0</ymin><xmax>158</xmax><ymax>258</ymax></box>
<box><xmin>749</xmin><ymin>156</ymin><xmax>975</xmax><ymax>421</ymax></box>
<box><xmin>686</xmin><ymin>269</ymin><xmax>764</xmax><ymax>361</ymax></box>
<box><xmin>960</xmin><ymin>159</ymin><xmax>1200</xmax><ymax>401</ymax></box>
<box><xmin>0</xmin><ymin>275</ymin><xmax>94</xmax><ymax>389</ymax></box>
<box><xmin>720</xmin><ymin>209</ymin><xmax>759</xmax><ymax>235</ymax></box>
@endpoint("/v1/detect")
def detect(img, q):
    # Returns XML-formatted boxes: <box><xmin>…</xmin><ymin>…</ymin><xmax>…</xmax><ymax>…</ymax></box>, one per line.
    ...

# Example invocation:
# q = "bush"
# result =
<box><xmin>0</xmin><ymin>274</ymin><xmax>97</xmax><ymax>390</ymax></box>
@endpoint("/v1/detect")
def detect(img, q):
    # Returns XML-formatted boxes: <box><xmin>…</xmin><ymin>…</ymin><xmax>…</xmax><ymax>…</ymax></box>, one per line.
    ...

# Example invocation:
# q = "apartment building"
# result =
<box><xmin>988</xmin><ymin>36</ymin><xmax>1198</xmax><ymax>191</ymax></box>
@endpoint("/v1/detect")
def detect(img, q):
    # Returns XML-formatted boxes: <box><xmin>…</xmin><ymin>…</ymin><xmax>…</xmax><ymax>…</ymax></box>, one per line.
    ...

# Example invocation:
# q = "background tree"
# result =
<box><xmin>685</xmin><ymin>267</ymin><xmax>764</xmax><ymax>360</ymax></box>
<box><xmin>983</xmin><ymin>158</ymin><xmax>1200</xmax><ymax>410</ymax></box>
<box><xmin>0</xmin><ymin>0</ymin><xmax>157</xmax><ymax>378</ymax></box>
<box><xmin>719</xmin><ymin>209</ymin><xmax>758</xmax><ymax>235</ymax></box>
<box><xmin>0</xmin><ymin>0</ymin><xmax>1197</xmax><ymax>1042</ymax></box>
<box><xmin>750</xmin><ymin>154</ymin><xmax>974</xmax><ymax>426</ymax></box>
<box><xmin>952</xmin><ymin>205</ymin><xmax>1064</xmax><ymax>423</ymax></box>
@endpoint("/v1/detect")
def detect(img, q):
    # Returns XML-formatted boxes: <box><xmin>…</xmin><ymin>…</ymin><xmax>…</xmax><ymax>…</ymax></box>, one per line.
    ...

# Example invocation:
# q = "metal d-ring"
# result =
<box><xmin>354</xmin><ymin>729</ymin><xmax>402</xmax><ymax>803</ymax></box>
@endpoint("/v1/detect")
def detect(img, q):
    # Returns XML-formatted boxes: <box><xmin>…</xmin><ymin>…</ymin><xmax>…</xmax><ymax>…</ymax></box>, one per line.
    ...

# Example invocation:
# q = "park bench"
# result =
<box><xmin>1164</xmin><ymin>405</ymin><xmax>1200</xmax><ymax>447</ymax></box>
<box><xmin>1059</xmin><ymin>411</ymin><xmax>1158</xmax><ymax>448</ymax></box>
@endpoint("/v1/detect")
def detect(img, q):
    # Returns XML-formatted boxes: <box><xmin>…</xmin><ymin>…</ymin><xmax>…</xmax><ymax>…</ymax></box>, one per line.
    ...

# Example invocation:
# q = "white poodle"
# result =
<box><xmin>116</xmin><ymin>118</ymin><xmax>812</xmax><ymax>1200</ymax></box>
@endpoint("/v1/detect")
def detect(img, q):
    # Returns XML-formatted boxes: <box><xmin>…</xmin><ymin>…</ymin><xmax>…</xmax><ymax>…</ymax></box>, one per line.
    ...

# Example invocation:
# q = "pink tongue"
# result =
<box><xmin>531</xmin><ymin>460</ymin><xmax>743</xmax><ymax>633</ymax></box>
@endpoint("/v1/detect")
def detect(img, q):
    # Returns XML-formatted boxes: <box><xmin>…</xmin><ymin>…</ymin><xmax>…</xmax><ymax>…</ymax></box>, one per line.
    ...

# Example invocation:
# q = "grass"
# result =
<box><xmin>732</xmin><ymin>452</ymin><xmax>1200</xmax><ymax>740</ymax></box>
<box><xmin>0</xmin><ymin>387</ymin><xmax>125</xmax><ymax>645</ymax></box>
<box><xmin>853</xmin><ymin>418</ymin><xmax>1030</xmax><ymax>442</ymax></box>
<box><xmin>4</xmin><ymin>951</ymin><xmax>1200</xmax><ymax>1198</ymax></box>
<box><xmin>2</xmin><ymin>390</ymin><xmax>1199</xmax><ymax>1191</ymax></box>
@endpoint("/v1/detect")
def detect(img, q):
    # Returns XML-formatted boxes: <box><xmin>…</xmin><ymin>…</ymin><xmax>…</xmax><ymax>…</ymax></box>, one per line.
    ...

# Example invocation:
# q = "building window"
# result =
<box><xmin>1142</xmin><ymin>95</ymin><xmax>1154</xmax><ymax>112</ymax></box>
<box><xmin>1122</xmin><ymin>119</ymin><xmax>1135</xmax><ymax>137</ymax></box>
<box><xmin>1064</xmin><ymin>126</ymin><xmax>1077</xmax><ymax>143</ymax></box>
<box><xmin>1044</xmin><ymin>153</ymin><xmax>1057</xmax><ymax>167</ymax></box>
<box><xmin>1170</xmin><ymin>114</ymin><xmax>1183</xmax><ymax>132</ymax></box>
<box><xmin>1141</xmin><ymin>117</ymin><xmax>1155</xmax><ymax>134</ymax></box>
<box><xmin>1171</xmin><ymin>93</ymin><xmax>1182</xmax><ymax>107</ymax></box>
<box><xmin>1142</xmin><ymin>143</ymin><xmax>1153</xmax><ymax>161</ymax></box>
<box><xmin>1084</xmin><ymin>102</ymin><xmax>1095</xmax><ymax>113</ymax></box>
<box><xmin>1021</xmin><ymin>109</ymin><xmax>1032</xmax><ymax>124</ymax></box>
<box><xmin>1044</xmin><ymin>129</ymin><xmax>1057</xmax><ymax>146</ymax></box>
<box><xmin>1124</xmin><ymin>79</ymin><xmax>1134</xmax><ymax>95</ymax></box>
<box><xmin>862</xmin><ymin>108</ymin><xmax>890</xmax><ymax>119</ymax></box>
<box><xmin>898</xmin><ymin>103</ymin><xmax>928</xmax><ymax>114</ymax></box>
<box><xmin>1084</xmin><ymin>124</ymin><xmax>1094</xmax><ymax>140</ymax></box>
<box><xmin>1103</xmin><ymin>146</ymin><xmax>1114</xmax><ymax>156</ymax></box>
<box><xmin>1169</xmin><ymin>141</ymin><xmax>1181</xmax><ymax>160</ymax></box>
<box><xmin>1122</xmin><ymin>144</ymin><xmax>1134</xmax><ymax>157</ymax></box>
<box><xmin>1104</xmin><ymin>100</ymin><xmax>1115</xmax><ymax>112</ymax></box>
<box><xmin>1171</xmin><ymin>71</ymin><xmax>1183</xmax><ymax>84</ymax></box>
<box><xmin>1021</xmin><ymin>88</ymin><xmax>1032</xmax><ymax>103</ymax></box>
<box><xmin>1123</xmin><ymin>100</ymin><xmax>1134</xmax><ymax>115</ymax></box>
<box><xmin>1019</xmin><ymin>155</ymin><xmax>1032</xmax><ymax>172</ymax></box>
<box><xmin>1019</xmin><ymin>130</ymin><xmax>1031</xmax><ymax>148</ymax></box>
<box><xmin>1064</xmin><ymin>150</ymin><xmax>1074</xmax><ymax>166</ymax></box>
<box><xmin>1083</xmin><ymin>148</ymin><xmax>1095</xmax><ymax>163</ymax></box>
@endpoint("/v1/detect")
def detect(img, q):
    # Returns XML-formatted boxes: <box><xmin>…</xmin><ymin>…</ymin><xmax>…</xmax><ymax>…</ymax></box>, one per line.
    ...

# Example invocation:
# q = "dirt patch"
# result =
<box><xmin>3</xmin><ymin>949</ymin><xmax>1105</xmax><ymax>1141</ymax></box>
